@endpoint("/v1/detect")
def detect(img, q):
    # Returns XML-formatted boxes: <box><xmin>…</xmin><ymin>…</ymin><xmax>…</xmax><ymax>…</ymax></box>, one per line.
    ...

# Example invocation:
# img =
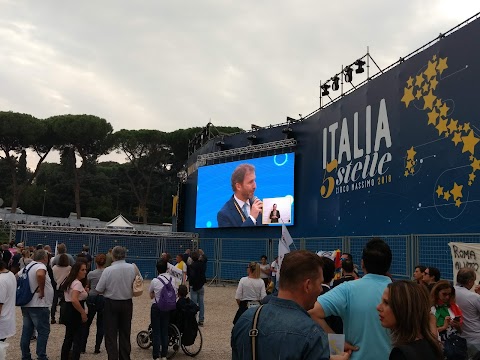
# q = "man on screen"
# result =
<box><xmin>217</xmin><ymin>163</ymin><xmax>263</xmax><ymax>227</ymax></box>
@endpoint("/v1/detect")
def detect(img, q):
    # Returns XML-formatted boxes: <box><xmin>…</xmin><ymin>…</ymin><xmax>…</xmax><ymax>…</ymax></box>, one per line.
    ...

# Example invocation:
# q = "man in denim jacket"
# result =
<box><xmin>231</xmin><ymin>250</ymin><xmax>350</xmax><ymax>360</ymax></box>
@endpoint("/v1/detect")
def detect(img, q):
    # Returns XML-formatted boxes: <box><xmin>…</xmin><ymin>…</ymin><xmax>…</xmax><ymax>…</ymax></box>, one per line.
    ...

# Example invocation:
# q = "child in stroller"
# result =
<box><xmin>137</xmin><ymin>285</ymin><xmax>203</xmax><ymax>358</ymax></box>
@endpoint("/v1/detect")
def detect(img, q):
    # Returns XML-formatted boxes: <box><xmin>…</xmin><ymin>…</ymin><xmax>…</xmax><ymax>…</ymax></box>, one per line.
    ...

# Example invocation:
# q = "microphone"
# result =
<box><xmin>250</xmin><ymin>196</ymin><xmax>258</xmax><ymax>206</ymax></box>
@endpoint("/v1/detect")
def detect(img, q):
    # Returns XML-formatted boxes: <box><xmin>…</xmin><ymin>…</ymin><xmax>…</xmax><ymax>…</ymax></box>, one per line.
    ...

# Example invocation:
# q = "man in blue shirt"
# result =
<box><xmin>309</xmin><ymin>238</ymin><xmax>392</xmax><ymax>360</ymax></box>
<box><xmin>231</xmin><ymin>250</ymin><xmax>350</xmax><ymax>360</ymax></box>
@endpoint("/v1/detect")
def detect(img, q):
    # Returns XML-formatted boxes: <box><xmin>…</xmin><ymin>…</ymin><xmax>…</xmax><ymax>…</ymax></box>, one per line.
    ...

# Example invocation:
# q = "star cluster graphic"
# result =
<box><xmin>401</xmin><ymin>55</ymin><xmax>479</xmax><ymax>209</ymax></box>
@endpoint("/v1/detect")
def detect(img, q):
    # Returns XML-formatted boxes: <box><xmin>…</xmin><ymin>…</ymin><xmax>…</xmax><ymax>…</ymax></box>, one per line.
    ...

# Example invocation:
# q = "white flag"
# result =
<box><xmin>54</xmin><ymin>240</ymin><xmax>58</xmax><ymax>257</ymax></box>
<box><xmin>281</xmin><ymin>223</ymin><xmax>293</xmax><ymax>247</ymax></box>
<box><xmin>277</xmin><ymin>224</ymin><xmax>293</xmax><ymax>286</ymax></box>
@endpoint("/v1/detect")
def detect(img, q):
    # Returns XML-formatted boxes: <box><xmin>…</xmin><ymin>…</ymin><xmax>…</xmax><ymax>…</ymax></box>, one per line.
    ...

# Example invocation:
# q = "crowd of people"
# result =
<box><xmin>231</xmin><ymin>238</ymin><xmax>480</xmax><ymax>360</ymax></box>
<box><xmin>0</xmin><ymin>241</ymin><xmax>207</xmax><ymax>360</ymax></box>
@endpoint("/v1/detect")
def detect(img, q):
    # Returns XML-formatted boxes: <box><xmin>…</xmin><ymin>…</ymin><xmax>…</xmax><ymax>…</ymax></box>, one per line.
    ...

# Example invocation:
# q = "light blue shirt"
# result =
<box><xmin>96</xmin><ymin>260</ymin><xmax>136</xmax><ymax>300</ymax></box>
<box><xmin>318</xmin><ymin>273</ymin><xmax>392</xmax><ymax>360</ymax></box>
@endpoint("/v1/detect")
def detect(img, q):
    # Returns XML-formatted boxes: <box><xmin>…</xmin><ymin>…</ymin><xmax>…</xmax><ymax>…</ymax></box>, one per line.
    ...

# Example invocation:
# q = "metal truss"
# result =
<box><xmin>197</xmin><ymin>138</ymin><xmax>297</xmax><ymax>165</ymax></box>
<box><xmin>10</xmin><ymin>223</ymin><xmax>198</xmax><ymax>239</ymax></box>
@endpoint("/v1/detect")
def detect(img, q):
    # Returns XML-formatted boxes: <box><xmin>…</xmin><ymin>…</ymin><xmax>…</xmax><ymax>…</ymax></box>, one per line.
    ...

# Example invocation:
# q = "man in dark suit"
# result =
<box><xmin>217</xmin><ymin>163</ymin><xmax>263</xmax><ymax>227</ymax></box>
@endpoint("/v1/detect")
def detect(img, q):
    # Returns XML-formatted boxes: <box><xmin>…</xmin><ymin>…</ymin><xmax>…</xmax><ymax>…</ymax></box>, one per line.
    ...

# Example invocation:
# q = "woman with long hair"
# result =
<box><xmin>81</xmin><ymin>254</ymin><xmax>106</xmax><ymax>354</ymax></box>
<box><xmin>377</xmin><ymin>280</ymin><xmax>443</xmax><ymax>359</ymax></box>
<box><xmin>51</xmin><ymin>253</ymin><xmax>72</xmax><ymax>324</ymax></box>
<box><xmin>60</xmin><ymin>261</ymin><xmax>88</xmax><ymax>360</ymax></box>
<box><xmin>431</xmin><ymin>280</ymin><xmax>466</xmax><ymax>360</ymax></box>
<box><xmin>233</xmin><ymin>262</ymin><xmax>266</xmax><ymax>324</ymax></box>
<box><xmin>19</xmin><ymin>249</ymin><xmax>32</xmax><ymax>269</ymax></box>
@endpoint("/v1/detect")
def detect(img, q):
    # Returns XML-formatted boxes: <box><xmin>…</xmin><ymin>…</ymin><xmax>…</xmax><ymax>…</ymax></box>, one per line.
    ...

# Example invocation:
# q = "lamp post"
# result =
<box><xmin>42</xmin><ymin>188</ymin><xmax>46</xmax><ymax>216</ymax></box>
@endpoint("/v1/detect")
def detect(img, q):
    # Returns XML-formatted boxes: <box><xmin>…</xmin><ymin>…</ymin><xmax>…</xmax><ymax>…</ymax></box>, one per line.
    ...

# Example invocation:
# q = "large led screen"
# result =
<box><xmin>195</xmin><ymin>153</ymin><xmax>295</xmax><ymax>228</ymax></box>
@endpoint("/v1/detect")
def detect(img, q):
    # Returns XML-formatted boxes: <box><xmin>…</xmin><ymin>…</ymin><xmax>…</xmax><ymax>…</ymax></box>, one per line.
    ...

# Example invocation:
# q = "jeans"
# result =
<box><xmin>190</xmin><ymin>286</ymin><xmax>205</xmax><ymax>322</ymax></box>
<box><xmin>151</xmin><ymin>304</ymin><xmax>170</xmax><ymax>358</ymax></box>
<box><xmin>20</xmin><ymin>307</ymin><xmax>51</xmax><ymax>360</ymax></box>
<box><xmin>103</xmin><ymin>298</ymin><xmax>133</xmax><ymax>360</ymax></box>
<box><xmin>82</xmin><ymin>294</ymin><xmax>104</xmax><ymax>351</ymax></box>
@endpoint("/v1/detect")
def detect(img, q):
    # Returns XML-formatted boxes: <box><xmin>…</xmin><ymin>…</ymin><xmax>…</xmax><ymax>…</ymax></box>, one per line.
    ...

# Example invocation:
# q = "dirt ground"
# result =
<box><xmin>5</xmin><ymin>281</ymin><xmax>237</xmax><ymax>360</ymax></box>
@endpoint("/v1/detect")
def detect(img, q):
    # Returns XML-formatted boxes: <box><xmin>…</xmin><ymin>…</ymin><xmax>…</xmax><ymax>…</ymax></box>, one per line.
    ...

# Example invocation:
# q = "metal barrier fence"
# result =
<box><xmin>201</xmin><ymin>234</ymin><xmax>479</xmax><ymax>285</ymax></box>
<box><xmin>12</xmin><ymin>226</ymin><xmax>479</xmax><ymax>284</ymax></box>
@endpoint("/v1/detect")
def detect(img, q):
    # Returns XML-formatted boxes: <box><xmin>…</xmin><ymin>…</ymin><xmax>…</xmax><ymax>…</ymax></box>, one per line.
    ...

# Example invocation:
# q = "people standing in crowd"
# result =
<box><xmin>105</xmin><ymin>248</ymin><xmax>113</xmax><ymax>267</ymax></box>
<box><xmin>81</xmin><ymin>245</ymin><xmax>93</xmax><ymax>271</ymax></box>
<box><xmin>10</xmin><ymin>242</ymin><xmax>24</xmax><ymax>274</ymax></box>
<box><xmin>310</xmin><ymin>238</ymin><xmax>393</xmax><ymax>360</ymax></box>
<box><xmin>51</xmin><ymin>243</ymin><xmax>75</xmax><ymax>267</ymax></box>
<box><xmin>60</xmin><ymin>261</ymin><xmax>88</xmax><ymax>360</ymax></box>
<box><xmin>96</xmin><ymin>246</ymin><xmax>137</xmax><ymax>360</ymax></box>
<box><xmin>0</xmin><ymin>259</ymin><xmax>16</xmax><ymax>345</ymax></box>
<box><xmin>187</xmin><ymin>250</ymin><xmax>207</xmax><ymax>326</ymax></box>
<box><xmin>319</xmin><ymin>257</ymin><xmax>343</xmax><ymax>334</ymax></box>
<box><xmin>431</xmin><ymin>280</ymin><xmax>465</xmax><ymax>359</ymax></box>
<box><xmin>270</xmin><ymin>256</ymin><xmax>279</xmax><ymax>289</ymax></box>
<box><xmin>175</xmin><ymin>254</ymin><xmax>187</xmax><ymax>286</ymax></box>
<box><xmin>232</xmin><ymin>250</ymin><xmax>350</xmax><ymax>360</ymax></box>
<box><xmin>1</xmin><ymin>243</ymin><xmax>12</xmax><ymax>268</ymax></box>
<box><xmin>82</xmin><ymin>253</ymin><xmax>106</xmax><ymax>354</ymax></box>
<box><xmin>233</xmin><ymin>261</ymin><xmax>266</xmax><ymax>325</ymax></box>
<box><xmin>454</xmin><ymin>268</ymin><xmax>480</xmax><ymax>357</ymax></box>
<box><xmin>377</xmin><ymin>280</ymin><xmax>443</xmax><ymax>359</ymax></box>
<box><xmin>340</xmin><ymin>253</ymin><xmax>359</xmax><ymax>279</ymax></box>
<box><xmin>20</xmin><ymin>249</ymin><xmax>54</xmax><ymax>360</ymax></box>
<box><xmin>51</xmin><ymin>254</ymin><xmax>72</xmax><ymax>324</ymax></box>
<box><xmin>413</xmin><ymin>265</ymin><xmax>427</xmax><ymax>284</ymax></box>
<box><xmin>149</xmin><ymin>259</ymin><xmax>176</xmax><ymax>360</ymax></box>
<box><xmin>19</xmin><ymin>248</ymin><xmax>32</xmax><ymax>270</ymax></box>
<box><xmin>258</xmin><ymin>255</ymin><xmax>271</xmax><ymax>289</ymax></box>
<box><xmin>332</xmin><ymin>260</ymin><xmax>356</xmax><ymax>288</ymax></box>
<box><xmin>423</xmin><ymin>267</ymin><xmax>441</xmax><ymax>292</ymax></box>
<box><xmin>182</xmin><ymin>249</ymin><xmax>191</xmax><ymax>264</ymax></box>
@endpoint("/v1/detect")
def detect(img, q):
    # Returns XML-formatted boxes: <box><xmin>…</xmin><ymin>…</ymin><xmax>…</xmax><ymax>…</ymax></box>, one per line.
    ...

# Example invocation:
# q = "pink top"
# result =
<box><xmin>64</xmin><ymin>279</ymin><xmax>88</xmax><ymax>302</ymax></box>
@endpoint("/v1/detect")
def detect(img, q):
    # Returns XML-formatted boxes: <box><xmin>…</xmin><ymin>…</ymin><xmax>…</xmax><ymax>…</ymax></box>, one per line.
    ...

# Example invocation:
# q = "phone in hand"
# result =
<box><xmin>453</xmin><ymin>316</ymin><xmax>461</xmax><ymax>321</ymax></box>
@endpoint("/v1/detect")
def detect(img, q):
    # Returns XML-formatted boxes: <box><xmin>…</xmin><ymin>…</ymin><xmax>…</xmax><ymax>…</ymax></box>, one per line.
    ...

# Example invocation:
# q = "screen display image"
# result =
<box><xmin>195</xmin><ymin>153</ymin><xmax>295</xmax><ymax>228</ymax></box>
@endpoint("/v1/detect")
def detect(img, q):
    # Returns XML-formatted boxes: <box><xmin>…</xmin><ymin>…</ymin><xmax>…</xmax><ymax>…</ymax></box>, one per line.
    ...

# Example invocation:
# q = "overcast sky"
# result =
<box><xmin>0</xmin><ymin>1</ymin><xmax>479</xmax><ymax>166</ymax></box>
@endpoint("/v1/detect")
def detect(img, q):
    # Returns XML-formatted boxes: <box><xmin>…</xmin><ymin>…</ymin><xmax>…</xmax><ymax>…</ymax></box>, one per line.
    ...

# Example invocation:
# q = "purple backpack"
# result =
<box><xmin>155</xmin><ymin>275</ymin><xmax>176</xmax><ymax>311</ymax></box>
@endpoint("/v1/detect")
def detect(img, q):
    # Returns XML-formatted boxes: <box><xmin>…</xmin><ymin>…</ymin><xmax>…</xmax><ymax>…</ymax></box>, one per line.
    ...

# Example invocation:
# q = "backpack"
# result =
<box><xmin>16</xmin><ymin>262</ymin><xmax>39</xmax><ymax>306</ymax></box>
<box><xmin>155</xmin><ymin>275</ymin><xmax>176</xmax><ymax>311</ymax></box>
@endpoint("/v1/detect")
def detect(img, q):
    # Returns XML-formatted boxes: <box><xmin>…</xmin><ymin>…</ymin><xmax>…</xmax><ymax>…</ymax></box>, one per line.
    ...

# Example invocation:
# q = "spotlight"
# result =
<box><xmin>215</xmin><ymin>141</ymin><xmax>225</xmax><ymax>148</ymax></box>
<box><xmin>247</xmin><ymin>135</ymin><xmax>257</xmax><ymax>141</ymax></box>
<box><xmin>321</xmin><ymin>83</ymin><xmax>330</xmax><ymax>96</ymax></box>
<box><xmin>344</xmin><ymin>66</ymin><xmax>353</xmax><ymax>82</ymax></box>
<box><xmin>331</xmin><ymin>75</ymin><xmax>340</xmax><ymax>91</ymax></box>
<box><xmin>355</xmin><ymin>59</ymin><xmax>366</xmax><ymax>74</ymax></box>
<box><xmin>282</xmin><ymin>127</ymin><xmax>294</xmax><ymax>139</ymax></box>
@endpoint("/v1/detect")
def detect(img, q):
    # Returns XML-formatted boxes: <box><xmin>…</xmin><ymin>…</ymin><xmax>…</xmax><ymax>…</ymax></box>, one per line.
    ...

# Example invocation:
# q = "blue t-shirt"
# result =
<box><xmin>318</xmin><ymin>273</ymin><xmax>392</xmax><ymax>360</ymax></box>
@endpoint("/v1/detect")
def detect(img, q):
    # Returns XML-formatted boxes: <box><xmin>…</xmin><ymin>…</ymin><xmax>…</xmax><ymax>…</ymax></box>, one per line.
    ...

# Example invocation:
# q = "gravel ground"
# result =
<box><xmin>5</xmin><ymin>281</ymin><xmax>237</xmax><ymax>360</ymax></box>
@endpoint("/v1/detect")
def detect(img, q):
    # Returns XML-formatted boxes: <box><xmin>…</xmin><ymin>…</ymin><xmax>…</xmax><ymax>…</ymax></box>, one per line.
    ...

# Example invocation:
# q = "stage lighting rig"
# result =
<box><xmin>321</xmin><ymin>83</ymin><xmax>331</xmax><ymax>96</ymax></box>
<box><xmin>331</xmin><ymin>75</ymin><xmax>340</xmax><ymax>91</ymax></box>
<box><xmin>344</xmin><ymin>66</ymin><xmax>353</xmax><ymax>82</ymax></box>
<box><xmin>355</xmin><ymin>59</ymin><xmax>366</xmax><ymax>73</ymax></box>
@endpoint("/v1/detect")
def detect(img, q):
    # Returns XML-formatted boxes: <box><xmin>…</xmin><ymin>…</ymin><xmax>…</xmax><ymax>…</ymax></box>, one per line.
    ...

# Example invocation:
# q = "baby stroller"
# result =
<box><xmin>136</xmin><ymin>300</ymin><xmax>203</xmax><ymax>358</ymax></box>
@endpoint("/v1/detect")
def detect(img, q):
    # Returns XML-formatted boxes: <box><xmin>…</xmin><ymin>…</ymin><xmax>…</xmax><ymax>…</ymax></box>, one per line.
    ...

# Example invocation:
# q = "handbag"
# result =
<box><xmin>443</xmin><ymin>334</ymin><xmax>467</xmax><ymax>360</ymax></box>
<box><xmin>132</xmin><ymin>263</ymin><xmax>144</xmax><ymax>297</ymax></box>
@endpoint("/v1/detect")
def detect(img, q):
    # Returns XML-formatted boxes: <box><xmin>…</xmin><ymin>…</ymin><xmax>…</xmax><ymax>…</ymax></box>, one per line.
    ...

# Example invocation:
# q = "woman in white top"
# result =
<box><xmin>51</xmin><ymin>254</ymin><xmax>72</xmax><ymax>324</ymax></box>
<box><xmin>60</xmin><ymin>261</ymin><xmax>88</xmax><ymax>360</ymax></box>
<box><xmin>233</xmin><ymin>262</ymin><xmax>266</xmax><ymax>324</ymax></box>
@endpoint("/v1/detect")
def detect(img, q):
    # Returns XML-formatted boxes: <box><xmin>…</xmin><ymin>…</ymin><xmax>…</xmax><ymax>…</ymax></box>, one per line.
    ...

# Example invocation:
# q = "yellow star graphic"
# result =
<box><xmin>430</xmin><ymin>78</ymin><xmax>439</xmax><ymax>90</ymax></box>
<box><xmin>406</xmin><ymin>146</ymin><xmax>416</xmax><ymax>160</ymax></box>
<box><xmin>406</xmin><ymin>76</ymin><xmax>414</xmax><ymax>87</ymax></box>
<box><xmin>458</xmin><ymin>124</ymin><xmax>463</xmax><ymax>132</ymax></box>
<box><xmin>450</xmin><ymin>182</ymin><xmax>463</xmax><ymax>200</ymax></box>
<box><xmin>433</xmin><ymin>55</ymin><xmax>437</xmax><ymax>61</ymax></box>
<box><xmin>451</xmin><ymin>131</ymin><xmax>463</xmax><ymax>146</ymax></box>
<box><xmin>471</xmin><ymin>158</ymin><xmax>480</xmax><ymax>171</ymax></box>
<box><xmin>463</xmin><ymin>123</ymin><xmax>471</xmax><ymax>132</ymax></box>
<box><xmin>461</xmin><ymin>130</ymin><xmax>480</xmax><ymax>155</ymax></box>
<box><xmin>424</xmin><ymin>60</ymin><xmax>438</xmax><ymax>79</ymax></box>
<box><xmin>423</xmin><ymin>89</ymin><xmax>437</xmax><ymax>110</ymax></box>
<box><xmin>416</xmin><ymin>74</ymin><xmax>424</xmax><ymax>88</ymax></box>
<box><xmin>469</xmin><ymin>173</ymin><xmax>476</xmax><ymax>182</ymax></box>
<box><xmin>455</xmin><ymin>198</ymin><xmax>462</xmax><ymax>208</ymax></box>
<box><xmin>436</xmin><ymin>118</ymin><xmax>448</xmax><ymax>136</ymax></box>
<box><xmin>422</xmin><ymin>83</ymin><xmax>429</xmax><ymax>93</ymax></box>
<box><xmin>427</xmin><ymin>110</ymin><xmax>439</xmax><ymax>126</ymax></box>
<box><xmin>436</xmin><ymin>185</ymin><xmax>444</xmax><ymax>198</ymax></box>
<box><xmin>404</xmin><ymin>170</ymin><xmax>409</xmax><ymax>177</ymax></box>
<box><xmin>437</xmin><ymin>57</ymin><xmax>448</xmax><ymax>74</ymax></box>
<box><xmin>439</xmin><ymin>103</ymin><xmax>449</xmax><ymax>118</ymax></box>
<box><xmin>443</xmin><ymin>191</ymin><xmax>451</xmax><ymax>201</ymax></box>
<box><xmin>401</xmin><ymin>87</ymin><xmax>415</xmax><ymax>108</ymax></box>
<box><xmin>406</xmin><ymin>161</ymin><xmax>413</xmax><ymax>170</ymax></box>
<box><xmin>415</xmin><ymin>90</ymin><xmax>423</xmax><ymax>100</ymax></box>
<box><xmin>447</xmin><ymin>119</ymin><xmax>458</xmax><ymax>133</ymax></box>
<box><xmin>434</xmin><ymin>99</ymin><xmax>443</xmax><ymax>109</ymax></box>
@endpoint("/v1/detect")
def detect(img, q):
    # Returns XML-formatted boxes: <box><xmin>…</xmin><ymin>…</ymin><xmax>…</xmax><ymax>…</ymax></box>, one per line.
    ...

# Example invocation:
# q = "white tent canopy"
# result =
<box><xmin>105</xmin><ymin>214</ymin><xmax>135</xmax><ymax>229</ymax></box>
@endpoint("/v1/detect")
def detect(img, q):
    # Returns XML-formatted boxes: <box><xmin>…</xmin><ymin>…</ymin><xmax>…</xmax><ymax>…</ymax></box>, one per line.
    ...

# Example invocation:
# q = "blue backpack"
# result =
<box><xmin>16</xmin><ymin>262</ymin><xmax>38</xmax><ymax>306</ymax></box>
<box><xmin>155</xmin><ymin>275</ymin><xmax>176</xmax><ymax>311</ymax></box>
